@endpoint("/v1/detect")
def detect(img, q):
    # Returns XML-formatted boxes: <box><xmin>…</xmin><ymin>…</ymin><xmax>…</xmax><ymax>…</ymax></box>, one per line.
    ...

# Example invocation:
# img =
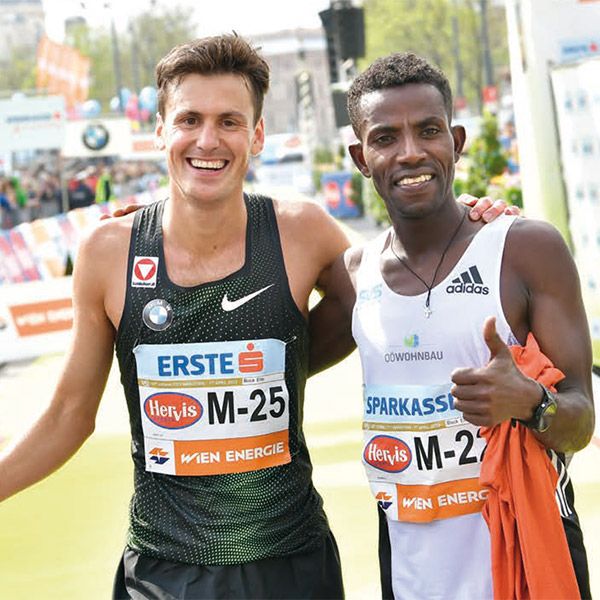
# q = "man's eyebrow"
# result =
<box><xmin>415</xmin><ymin>115</ymin><xmax>446</xmax><ymax>127</ymax></box>
<box><xmin>220</xmin><ymin>111</ymin><xmax>249</xmax><ymax>121</ymax></box>
<box><xmin>368</xmin><ymin>124</ymin><xmax>397</xmax><ymax>136</ymax></box>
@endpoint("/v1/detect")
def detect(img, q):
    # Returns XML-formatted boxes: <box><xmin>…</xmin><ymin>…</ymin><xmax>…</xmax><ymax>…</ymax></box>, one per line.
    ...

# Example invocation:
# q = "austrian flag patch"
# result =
<box><xmin>132</xmin><ymin>256</ymin><xmax>159</xmax><ymax>288</ymax></box>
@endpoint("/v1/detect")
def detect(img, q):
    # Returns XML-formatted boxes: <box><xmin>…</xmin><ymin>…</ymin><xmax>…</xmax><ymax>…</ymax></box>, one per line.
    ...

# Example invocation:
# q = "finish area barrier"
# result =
<box><xmin>0</xmin><ymin>276</ymin><xmax>73</xmax><ymax>362</ymax></box>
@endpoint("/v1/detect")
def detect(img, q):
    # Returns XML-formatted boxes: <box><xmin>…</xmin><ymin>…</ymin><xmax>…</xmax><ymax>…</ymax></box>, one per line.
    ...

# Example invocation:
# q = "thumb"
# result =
<box><xmin>483</xmin><ymin>316</ymin><xmax>510</xmax><ymax>360</ymax></box>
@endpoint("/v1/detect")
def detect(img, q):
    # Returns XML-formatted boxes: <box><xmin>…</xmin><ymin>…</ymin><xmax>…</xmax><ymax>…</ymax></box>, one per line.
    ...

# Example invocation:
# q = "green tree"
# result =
<box><xmin>361</xmin><ymin>0</ymin><xmax>509</xmax><ymax>113</ymax></box>
<box><xmin>465</xmin><ymin>111</ymin><xmax>507</xmax><ymax>196</ymax></box>
<box><xmin>0</xmin><ymin>46</ymin><xmax>37</xmax><ymax>95</ymax></box>
<box><xmin>66</xmin><ymin>4</ymin><xmax>197</xmax><ymax>111</ymax></box>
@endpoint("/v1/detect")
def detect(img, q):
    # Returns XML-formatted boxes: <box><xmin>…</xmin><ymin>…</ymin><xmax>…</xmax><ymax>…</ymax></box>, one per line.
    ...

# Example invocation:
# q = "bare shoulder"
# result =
<box><xmin>273</xmin><ymin>195</ymin><xmax>344</xmax><ymax>236</ymax></box>
<box><xmin>344</xmin><ymin>243</ymin><xmax>365</xmax><ymax>275</ymax></box>
<box><xmin>74</xmin><ymin>214</ymin><xmax>134</xmax><ymax>295</ymax></box>
<box><xmin>504</xmin><ymin>216</ymin><xmax>578</xmax><ymax>288</ymax></box>
<box><xmin>506</xmin><ymin>216</ymin><xmax>567</xmax><ymax>247</ymax></box>
<box><xmin>273</xmin><ymin>196</ymin><xmax>351</xmax><ymax>270</ymax></box>
<box><xmin>78</xmin><ymin>213</ymin><xmax>134</xmax><ymax>261</ymax></box>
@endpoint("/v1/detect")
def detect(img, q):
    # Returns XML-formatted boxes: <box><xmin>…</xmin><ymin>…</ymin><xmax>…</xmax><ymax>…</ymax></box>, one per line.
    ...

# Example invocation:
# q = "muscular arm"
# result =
<box><xmin>452</xmin><ymin>219</ymin><xmax>594</xmax><ymax>452</ymax></box>
<box><xmin>308</xmin><ymin>246</ymin><xmax>362</xmax><ymax>376</ymax></box>
<box><xmin>0</xmin><ymin>226</ymin><xmax>118</xmax><ymax>501</ymax></box>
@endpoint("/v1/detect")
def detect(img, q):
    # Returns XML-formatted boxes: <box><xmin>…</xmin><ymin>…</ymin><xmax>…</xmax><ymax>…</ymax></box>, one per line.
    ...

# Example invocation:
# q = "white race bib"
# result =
<box><xmin>363</xmin><ymin>383</ymin><xmax>487</xmax><ymax>522</ymax></box>
<box><xmin>134</xmin><ymin>338</ymin><xmax>291</xmax><ymax>476</ymax></box>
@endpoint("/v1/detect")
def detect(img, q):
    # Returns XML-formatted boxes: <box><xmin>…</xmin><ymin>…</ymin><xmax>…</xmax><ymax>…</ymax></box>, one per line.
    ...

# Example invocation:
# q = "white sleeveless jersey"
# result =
<box><xmin>352</xmin><ymin>214</ymin><xmax>517</xmax><ymax>600</ymax></box>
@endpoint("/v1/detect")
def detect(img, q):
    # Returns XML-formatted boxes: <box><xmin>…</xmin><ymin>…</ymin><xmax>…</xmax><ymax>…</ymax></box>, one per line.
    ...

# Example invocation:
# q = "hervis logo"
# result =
<box><xmin>149</xmin><ymin>447</ymin><xmax>170</xmax><ymax>465</ymax></box>
<box><xmin>144</xmin><ymin>392</ymin><xmax>202</xmax><ymax>429</ymax></box>
<box><xmin>364</xmin><ymin>435</ymin><xmax>412</xmax><ymax>473</ymax></box>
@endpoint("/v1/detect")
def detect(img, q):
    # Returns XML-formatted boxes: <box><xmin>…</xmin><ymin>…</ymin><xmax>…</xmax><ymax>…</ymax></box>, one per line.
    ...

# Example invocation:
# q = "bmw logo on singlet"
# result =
<box><xmin>142</xmin><ymin>299</ymin><xmax>173</xmax><ymax>331</ymax></box>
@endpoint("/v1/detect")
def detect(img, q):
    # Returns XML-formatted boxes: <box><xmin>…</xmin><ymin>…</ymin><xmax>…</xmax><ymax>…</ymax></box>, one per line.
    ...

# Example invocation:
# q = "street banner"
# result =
<box><xmin>36</xmin><ymin>36</ymin><xmax>90</xmax><ymax>107</ymax></box>
<box><xmin>0</xmin><ymin>96</ymin><xmax>66</xmax><ymax>154</ymax></box>
<box><xmin>550</xmin><ymin>56</ymin><xmax>600</xmax><ymax>364</ymax></box>
<box><xmin>0</xmin><ymin>277</ymin><xmax>73</xmax><ymax>363</ymax></box>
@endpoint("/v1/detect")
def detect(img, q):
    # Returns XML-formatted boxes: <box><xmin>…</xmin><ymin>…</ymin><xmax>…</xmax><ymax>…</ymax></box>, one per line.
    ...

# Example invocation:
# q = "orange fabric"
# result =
<box><xmin>479</xmin><ymin>333</ymin><xmax>580</xmax><ymax>600</ymax></box>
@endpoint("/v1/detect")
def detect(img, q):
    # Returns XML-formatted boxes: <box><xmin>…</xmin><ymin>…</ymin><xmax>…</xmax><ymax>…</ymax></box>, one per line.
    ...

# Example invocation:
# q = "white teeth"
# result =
<box><xmin>398</xmin><ymin>174</ymin><xmax>432</xmax><ymax>186</ymax></box>
<box><xmin>190</xmin><ymin>159</ymin><xmax>226</xmax><ymax>169</ymax></box>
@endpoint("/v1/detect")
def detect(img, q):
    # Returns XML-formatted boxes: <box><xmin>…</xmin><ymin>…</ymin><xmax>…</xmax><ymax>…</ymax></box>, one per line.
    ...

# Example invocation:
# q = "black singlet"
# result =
<box><xmin>115</xmin><ymin>194</ymin><xmax>331</xmax><ymax>566</ymax></box>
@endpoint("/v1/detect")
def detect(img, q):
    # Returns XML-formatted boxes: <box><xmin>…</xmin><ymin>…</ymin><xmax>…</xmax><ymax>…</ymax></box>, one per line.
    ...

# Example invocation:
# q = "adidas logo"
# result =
<box><xmin>446</xmin><ymin>265</ymin><xmax>489</xmax><ymax>295</ymax></box>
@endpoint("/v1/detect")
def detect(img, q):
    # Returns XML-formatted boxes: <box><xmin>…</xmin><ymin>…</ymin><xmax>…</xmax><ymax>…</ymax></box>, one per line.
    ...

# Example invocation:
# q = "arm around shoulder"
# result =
<box><xmin>309</xmin><ymin>245</ymin><xmax>363</xmax><ymax>376</ymax></box>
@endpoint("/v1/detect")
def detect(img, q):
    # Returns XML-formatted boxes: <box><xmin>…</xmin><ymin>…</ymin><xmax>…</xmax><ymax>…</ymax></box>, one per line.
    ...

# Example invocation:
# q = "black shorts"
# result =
<box><xmin>112</xmin><ymin>530</ymin><xmax>344</xmax><ymax>600</ymax></box>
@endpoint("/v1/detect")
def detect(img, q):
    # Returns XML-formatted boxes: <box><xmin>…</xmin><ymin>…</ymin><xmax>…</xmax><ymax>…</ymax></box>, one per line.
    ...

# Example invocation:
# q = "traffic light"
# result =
<box><xmin>319</xmin><ymin>4</ymin><xmax>365</xmax><ymax>83</ymax></box>
<box><xmin>337</xmin><ymin>6</ymin><xmax>365</xmax><ymax>62</ymax></box>
<box><xmin>319</xmin><ymin>8</ymin><xmax>339</xmax><ymax>84</ymax></box>
<box><xmin>331</xmin><ymin>87</ymin><xmax>351</xmax><ymax>128</ymax></box>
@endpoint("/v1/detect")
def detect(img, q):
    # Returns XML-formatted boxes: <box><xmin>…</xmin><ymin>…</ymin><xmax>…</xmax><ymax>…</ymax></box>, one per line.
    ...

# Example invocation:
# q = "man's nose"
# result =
<box><xmin>397</xmin><ymin>134</ymin><xmax>426</xmax><ymax>163</ymax></box>
<box><xmin>196</xmin><ymin>124</ymin><xmax>220</xmax><ymax>150</ymax></box>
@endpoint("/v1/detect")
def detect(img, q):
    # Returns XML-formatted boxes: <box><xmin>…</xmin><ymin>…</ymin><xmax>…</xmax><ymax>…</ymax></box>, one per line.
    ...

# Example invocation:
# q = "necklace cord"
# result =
<box><xmin>390</xmin><ymin>208</ymin><xmax>468</xmax><ymax>310</ymax></box>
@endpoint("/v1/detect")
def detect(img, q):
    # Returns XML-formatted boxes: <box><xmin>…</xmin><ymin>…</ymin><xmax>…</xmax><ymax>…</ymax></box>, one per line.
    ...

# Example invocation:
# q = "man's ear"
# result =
<box><xmin>451</xmin><ymin>124</ymin><xmax>466</xmax><ymax>161</ymax></box>
<box><xmin>155</xmin><ymin>113</ymin><xmax>166</xmax><ymax>150</ymax></box>
<box><xmin>349</xmin><ymin>142</ymin><xmax>370</xmax><ymax>178</ymax></box>
<box><xmin>251</xmin><ymin>117</ymin><xmax>265</xmax><ymax>156</ymax></box>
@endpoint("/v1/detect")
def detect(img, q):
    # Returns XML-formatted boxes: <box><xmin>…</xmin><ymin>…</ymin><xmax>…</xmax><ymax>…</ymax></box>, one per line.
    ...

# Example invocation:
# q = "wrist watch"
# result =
<box><xmin>524</xmin><ymin>384</ymin><xmax>558</xmax><ymax>433</ymax></box>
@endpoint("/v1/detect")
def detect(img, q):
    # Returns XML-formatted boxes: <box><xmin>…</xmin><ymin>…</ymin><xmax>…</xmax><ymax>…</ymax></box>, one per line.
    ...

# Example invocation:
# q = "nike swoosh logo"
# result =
<box><xmin>221</xmin><ymin>284</ymin><xmax>274</xmax><ymax>312</ymax></box>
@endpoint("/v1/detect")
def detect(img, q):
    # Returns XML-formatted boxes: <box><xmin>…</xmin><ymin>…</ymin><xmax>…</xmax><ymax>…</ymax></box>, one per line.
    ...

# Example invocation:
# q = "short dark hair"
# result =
<box><xmin>347</xmin><ymin>52</ymin><xmax>453</xmax><ymax>136</ymax></box>
<box><xmin>156</xmin><ymin>34</ymin><xmax>270</xmax><ymax>123</ymax></box>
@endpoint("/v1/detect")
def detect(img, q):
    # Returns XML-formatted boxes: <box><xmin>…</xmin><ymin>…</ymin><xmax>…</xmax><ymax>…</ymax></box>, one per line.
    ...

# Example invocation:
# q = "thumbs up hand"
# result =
<box><xmin>450</xmin><ymin>317</ymin><xmax>542</xmax><ymax>427</ymax></box>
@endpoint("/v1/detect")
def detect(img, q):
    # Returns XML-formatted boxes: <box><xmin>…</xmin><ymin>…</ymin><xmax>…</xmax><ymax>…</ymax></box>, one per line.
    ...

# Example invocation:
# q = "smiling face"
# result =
<box><xmin>349</xmin><ymin>83</ymin><xmax>465</xmax><ymax>221</ymax></box>
<box><xmin>155</xmin><ymin>72</ymin><xmax>264</xmax><ymax>206</ymax></box>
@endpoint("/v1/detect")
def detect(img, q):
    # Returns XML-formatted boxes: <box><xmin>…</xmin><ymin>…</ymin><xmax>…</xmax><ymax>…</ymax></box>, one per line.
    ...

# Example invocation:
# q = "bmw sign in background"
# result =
<box><xmin>81</xmin><ymin>122</ymin><xmax>110</xmax><ymax>151</ymax></box>
<box><xmin>62</xmin><ymin>118</ymin><xmax>133</xmax><ymax>158</ymax></box>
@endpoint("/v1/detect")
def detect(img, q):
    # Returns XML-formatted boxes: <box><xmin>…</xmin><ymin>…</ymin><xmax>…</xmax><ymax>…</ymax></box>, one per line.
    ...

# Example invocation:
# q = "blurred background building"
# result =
<box><xmin>0</xmin><ymin>0</ymin><xmax>45</xmax><ymax>64</ymax></box>
<box><xmin>250</xmin><ymin>28</ymin><xmax>337</xmax><ymax>146</ymax></box>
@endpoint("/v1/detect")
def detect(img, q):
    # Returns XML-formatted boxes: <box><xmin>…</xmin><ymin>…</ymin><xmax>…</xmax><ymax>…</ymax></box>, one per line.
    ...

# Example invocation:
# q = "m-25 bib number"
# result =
<box><xmin>134</xmin><ymin>339</ymin><xmax>291</xmax><ymax>476</ymax></box>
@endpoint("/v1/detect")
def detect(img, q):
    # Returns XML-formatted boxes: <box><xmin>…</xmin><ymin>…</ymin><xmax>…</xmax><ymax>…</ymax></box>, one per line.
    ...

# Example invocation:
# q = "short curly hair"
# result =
<box><xmin>156</xmin><ymin>34</ymin><xmax>270</xmax><ymax>124</ymax></box>
<box><xmin>347</xmin><ymin>52</ymin><xmax>453</xmax><ymax>137</ymax></box>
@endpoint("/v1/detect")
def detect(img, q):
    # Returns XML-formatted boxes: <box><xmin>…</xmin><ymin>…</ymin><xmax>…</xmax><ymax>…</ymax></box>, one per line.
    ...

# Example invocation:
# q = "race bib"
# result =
<box><xmin>363</xmin><ymin>383</ymin><xmax>487</xmax><ymax>522</ymax></box>
<box><xmin>134</xmin><ymin>339</ymin><xmax>291</xmax><ymax>476</ymax></box>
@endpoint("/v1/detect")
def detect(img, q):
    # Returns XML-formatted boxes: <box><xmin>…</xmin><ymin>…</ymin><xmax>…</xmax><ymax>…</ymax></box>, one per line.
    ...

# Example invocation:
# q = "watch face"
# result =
<box><xmin>536</xmin><ymin>390</ymin><xmax>558</xmax><ymax>432</ymax></box>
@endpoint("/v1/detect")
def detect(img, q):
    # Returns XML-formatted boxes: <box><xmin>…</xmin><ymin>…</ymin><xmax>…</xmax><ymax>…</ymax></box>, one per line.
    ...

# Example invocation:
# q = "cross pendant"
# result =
<box><xmin>424</xmin><ymin>306</ymin><xmax>432</xmax><ymax>318</ymax></box>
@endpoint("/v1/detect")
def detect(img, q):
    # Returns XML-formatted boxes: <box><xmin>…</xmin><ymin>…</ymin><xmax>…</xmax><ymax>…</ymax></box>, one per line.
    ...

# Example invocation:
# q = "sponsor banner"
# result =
<box><xmin>62</xmin><ymin>118</ymin><xmax>133</xmax><ymax>158</ymax></box>
<box><xmin>13</xmin><ymin>218</ymin><xmax>67</xmax><ymax>279</ymax></box>
<box><xmin>0</xmin><ymin>277</ymin><xmax>73</xmax><ymax>362</ymax></box>
<box><xmin>0</xmin><ymin>233</ymin><xmax>27</xmax><ymax>283</ymax></box>
<box><xmin>36</xmin><ymin>36</ymin><xmax>90</xmax><ymax>108</ymax></box>
<box><xmin>135</xmin><ymin>339</ymin><xmax>291</xmax><ymax>475</ymax></box>
<box><xmin>0</xmin><ymin>95</ymin><xmax>66</xmax><ymax>153</ymax></box>
<box><xmin>551</xmin><ymin>58</ymin><xmax>600</xmax><ymax>365</ymax></box>
<box><xmin>9</xmin><ymin>298</ymin><xmax>72</xmax><ymax>337</ymax></box>
<box><xmin>123</xmin><ymin>133</ymin><xmax>164</xmax><ymax>161</ymax></box>
<box><xmin>373</xmin><ymin>478</ymin><xmax>488</xmax><ymax>523</ymax></box>
<box><xmin>7</xmin><ymin>229</ymin><xmax>43</xmax><ymax>282</ymax></box>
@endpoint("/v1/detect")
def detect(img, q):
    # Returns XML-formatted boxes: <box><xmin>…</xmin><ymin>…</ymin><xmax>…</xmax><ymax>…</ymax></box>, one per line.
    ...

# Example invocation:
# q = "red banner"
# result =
<box><xmin>36</xmin><ymin>36</ymin><xmax>90</xmax><ymax>108</ymax></box>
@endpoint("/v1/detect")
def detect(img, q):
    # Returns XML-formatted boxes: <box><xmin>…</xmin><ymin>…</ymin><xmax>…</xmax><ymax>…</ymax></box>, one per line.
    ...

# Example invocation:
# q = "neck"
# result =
<box><xmin>391</xmin><ymin>200</ymin><xmax>466</xmax><ymax>258</ymax></box>
<box><xmin>163</xmin><ymin>190</ymin><xmax>247</xmax><ymax>254</ymax></box>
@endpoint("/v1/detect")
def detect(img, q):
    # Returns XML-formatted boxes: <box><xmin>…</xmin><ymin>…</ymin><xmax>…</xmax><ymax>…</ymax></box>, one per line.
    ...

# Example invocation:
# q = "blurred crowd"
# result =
<box><xmin>0</xmin><ymin>159</ymin><xmax>167</xmax><ymax>230</ymax></box>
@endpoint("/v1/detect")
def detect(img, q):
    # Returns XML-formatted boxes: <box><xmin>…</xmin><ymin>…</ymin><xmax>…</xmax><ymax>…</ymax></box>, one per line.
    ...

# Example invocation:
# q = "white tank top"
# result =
<box><xmin>352</xmin><ymin>214</ymin><xmax>517</xmax><ymax>600</ymax></box>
